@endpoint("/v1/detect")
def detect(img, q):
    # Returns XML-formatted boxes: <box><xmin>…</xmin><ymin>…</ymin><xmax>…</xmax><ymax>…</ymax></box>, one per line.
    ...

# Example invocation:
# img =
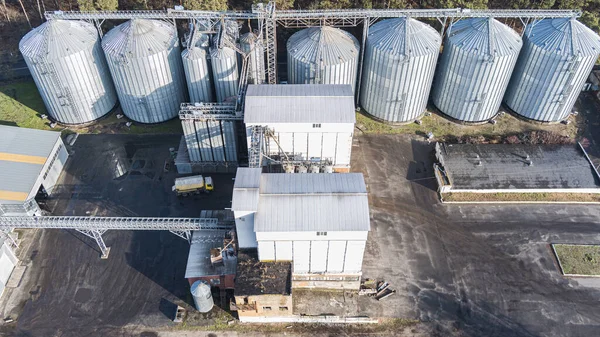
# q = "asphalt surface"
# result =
<box><xmin>352</xmin><ymin>134</ymin><xmax>600</xmax><ymax>337</ymax></box>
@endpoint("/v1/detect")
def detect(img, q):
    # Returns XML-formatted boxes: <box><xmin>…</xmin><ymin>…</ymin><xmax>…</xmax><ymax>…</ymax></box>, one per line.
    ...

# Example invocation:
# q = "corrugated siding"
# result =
<box><xmin>210</xmin><ymin>47</ymin><xmax>239</xmax><ymax>102</ymax></box>
<box><xmin>0</xmin><ymin>125</ymin><xmax>60</xmax><ymax>157</ymax></box>
<box><xmin>259</xmin><ymin>173</ymin><xmax>366</xmax><ymax>194</ymax></box>
<box><xmin>181</xmin><ymin>119</ymin><xmax>237</xmax><ymax>163</ymax></box>
<box><xmin>360</xmin><ymin>18</ymin><xmax>441</xmax><ymax>123</ymax></box>
<box><xmin>20</xmin><ymin>20</ymin><xmax>117</xmax><ymax>124</ymax></box>
<box><xmin>432</xmin><ymin>18</ymin><xmax>522</xmax><ymax>122</ymax></box>
<box><xmin>504</xmin><ymin>18</ymin><xmax>600</xmax><ymax>122</ymax></box>
<box><xmin>244</xmin><ymin>84</ymin><xmax>355</xmax><ymax>124</ymax></box>
<box><xmin>102</xmin><ymin>20</ymin><xmax>187</xmax><ymax>123</ymax></box>
<box><xmin>240</xmin><ymin>32</ymin><xmax>266</xmax><ymax>84</ymax></box>
<box><xmin>287</xmin><ymin>27</ymin><xmax>360</xmax><ymax>91</ymax></box>
<box><xmin>182</xmin><ymin>47</ymin><xmax>215</xmax><ymax>103</ymax></box>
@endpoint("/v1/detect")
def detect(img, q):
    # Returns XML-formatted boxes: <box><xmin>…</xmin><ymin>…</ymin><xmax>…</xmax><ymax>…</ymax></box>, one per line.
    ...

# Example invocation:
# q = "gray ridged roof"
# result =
<box><xmin>287</xmin><ymin>27</ymin><xmax>359</xmax><ymax>66</ymax></box>
<box><xmin>525</xmin><ymin>18</ymin><xmax>600</xmax><ymax>57</ymax></box>
<box><xmin>185</xmin><ymin>230</ymin><xmax>236</xmax><ymax>278</ymax></box>
<box><xmin>102</xmin><ymin>19</ymin><xmax>177</xmax><ymax>59</ymax></box>
<box><xmin>447</xmin><ymin>17</ymin><xmax>522</xmax><ymax>57</ymax></box>
<box><xmin>232</xmin><ymin>168</ymin><xmax>261</xmax><ymax>212</ymax></box>
<box><xmin>244</xmin><ymin>84</ymin><xmax>355</xmax><ymax>124</ymax></box>
<box><xmin>19</xmin><ymin>19</ymin><xmax>98</xmax><ymax>61</ymax></box>
<box><xmin>368</xmin><ymin>18</ymin><xmax>441</xmax><ymax>57</ymax></box>
<box><xmin>254</xmin><ymin>173</ymin><xmax>370</xmax><ymax>232</ymax></box>
<box><xmin>210</xmin><ymin>45</ymin><xmax>237</xmax><ymax>59</ymax></box>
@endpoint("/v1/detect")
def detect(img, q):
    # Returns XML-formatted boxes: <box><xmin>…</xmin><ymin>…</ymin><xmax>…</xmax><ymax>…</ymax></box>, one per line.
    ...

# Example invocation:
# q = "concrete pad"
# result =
<box><xmin>5</xmin><ymin>266</ymin><xmax>26</xmax><ymax>288</ymax></box>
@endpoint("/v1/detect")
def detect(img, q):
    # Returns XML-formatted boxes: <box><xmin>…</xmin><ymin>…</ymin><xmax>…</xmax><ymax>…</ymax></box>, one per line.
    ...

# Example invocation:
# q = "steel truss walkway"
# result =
<box><xmin>0</xmin><ymin>216</ymin><xmax>232</xmax><ymax>258</ymax></box>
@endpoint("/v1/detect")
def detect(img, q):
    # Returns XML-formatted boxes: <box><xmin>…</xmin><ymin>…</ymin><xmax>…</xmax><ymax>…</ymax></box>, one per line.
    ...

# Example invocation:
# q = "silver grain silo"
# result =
<box><xmin>287</xmin><ymin>27</ymin><xmax>360</xmax><ymax>91</ymax></box>
<box><xmin>182</xmin><ymin>33</ymin><xmax>215</xmax><ymax>103</ymax></box>
<box><xmin>360</xmin><ymin>18</ymin><xmax>441</xmax><ymax>123</ymax></box>
<box><xmin>432</xmin><ymin>18</ymin><xmax>522</xmax><ymax>123</ymax></box>
<box><xmin>102</xmin><ymin>19</ymin><xmax>187</xmax><ymax>123</ymax></box>
<box><xmin>190</xmin><ymin>280</ymin><xmax>214</xmax><ymax>313</ymax></box>
<box><xmin>210</xmin><ymin>46</ymin><xmax>239</xmax><ymax>102</ymax></box>
<box><xmin>504</xmin><ymin>18</ymin><xmax>600</xmax><ymax>122</ymax></box>
<box><xmin>240</xmin><ymin>32</ymin><xmax>266</xmax><ymax>84</ymax></box>
<box><xmin>19</xmin><ymin>20</ymin><xmax>117</xmax><ymax>125</ymax></box>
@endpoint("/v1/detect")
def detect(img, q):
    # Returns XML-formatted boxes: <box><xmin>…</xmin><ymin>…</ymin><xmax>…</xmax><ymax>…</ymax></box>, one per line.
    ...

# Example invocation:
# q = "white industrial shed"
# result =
<box><xmin>0</xmin><ymin>126</ymin><xmax>68</xmax><ymax>216</ymax></box>
<box><xmin>244</xmin><ymin>84</ymin><xmax>355</xmax><ymax>172</ymax></box>
<box><xmin>232</xmin><ymin>168</ymin><xmax>370</xmax><ymax>288</ymax></box>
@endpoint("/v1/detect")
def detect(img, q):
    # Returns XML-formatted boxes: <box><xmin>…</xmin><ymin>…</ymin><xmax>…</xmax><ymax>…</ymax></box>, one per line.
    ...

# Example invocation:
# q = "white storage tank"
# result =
<box><xmin>182</xmin><ymin>33</ymin><xmax>215</xmax><ymax>103</ymax></box>
<box><xmin>504</xmin><ymin>18</ymin><xmax>600</xmax><ymax>122</ymax></box>
<box><xmin>287</xmin><ymin>27</ymin><xmax>360</xmax><ymax>91</ymax></box>
<box><xmin>360</xmin><ymin>18</ymin><xmax>441</xmax><ymax>123</ymax></box>
<box><xmin>240</xmin><ymin>31</ymin><xmax>266</xmax><ymax>84</ymax></box>
<box><xmin>190</xmin><ymin>280</ymin><xmax>214</xmax><ymax>313</ymax></box>
<box><xmin>210</xmin><ymin>46</ymin><xmax>240</xmax><ymax>102</ymax></box>
<box><xmin>432</xmin><ymin>18</ymin><xmax>522</xmax><ymax>123</ymax></box>
<box><xmin>102</xmin><ymin>19</ymin><xmax>187</xmax><ymax>123</ymax></box>
<box><xmin>19</xmin><ymin>20</ymin><xmax>117</xmax><ymax>125</ymax></box>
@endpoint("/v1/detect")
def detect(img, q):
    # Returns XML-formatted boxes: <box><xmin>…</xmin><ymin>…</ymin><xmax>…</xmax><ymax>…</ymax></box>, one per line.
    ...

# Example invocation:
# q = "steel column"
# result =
<box><xmin>76</xmin><ymin>229</ymin><xmax>110</xmax><ymax>258</ymax></box>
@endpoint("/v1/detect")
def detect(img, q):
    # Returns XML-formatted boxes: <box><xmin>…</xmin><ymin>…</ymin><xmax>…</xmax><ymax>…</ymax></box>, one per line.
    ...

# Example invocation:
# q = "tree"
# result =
<box><xmin>183</xmin><ymin>0</ymin><xmax>228</xmax><ymax>10</ymax></box>
<box><xmin>254</xmin><ymin>0</ymin><xmax>295</xmax><ymax>10</ymax></box>
<box><xmin>77</xmin><ymin>0</ymin><xmax>95</xmax><ymax>10</ymax></box>
<box><xmin>95</xmin><ymin>0</ymin><xmax>118</xmax><ymax>10</ymax></box>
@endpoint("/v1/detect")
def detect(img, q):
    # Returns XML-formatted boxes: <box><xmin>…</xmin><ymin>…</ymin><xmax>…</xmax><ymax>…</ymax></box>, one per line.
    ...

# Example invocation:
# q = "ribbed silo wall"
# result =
<box><xmin>504</xmin><ymin>18</ymin><xmax>600</xmax><ymax>122</ymax></box>
<box><xmin>19</xmin><ymin>20</ymin><xmax>117</xmax><ymax>125</ymax></box>
<box><xmin>240</xmin><ymin>32</ymin><xmax>266</xmax><ymax>84</ymax></box>
<box><xmin>181</xmin><ymin>118</ymin><xmax>238</xmax><ymax>163</ymax></box>
<box><xmin>360</xmin><ymin>18</ymin><xmax>441</xmax><ymax>123</ymax></box>
<box><xmin>287</xmin><ymin>27</ymin><xmax>360</xmax><ymax>91</ymax></box>
<box><xmin>102</xmin><ymin>19</ymin><xmax>187</xmax><ymax>124</ymax></box>
<box><xmin>432</xmin><ymin>18</ymin><xmax>522</xmax><ymax>123</ymax></box>
<box><xmin>210</xmin><ymin>47</ymin><xmax>239</xmax><ymax>102</ymax></box>
<box><xmin>182</xmin><ymin>35</ymin><xmax>215</xmax><ymax>103</ymax></box>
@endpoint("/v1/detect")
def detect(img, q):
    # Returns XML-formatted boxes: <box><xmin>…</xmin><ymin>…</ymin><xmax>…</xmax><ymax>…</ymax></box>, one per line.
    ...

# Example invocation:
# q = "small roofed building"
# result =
<box><xmin>434</xmin><ymin>143</ymin><xmax>600</xmax><ymax>200</ymax></box>
<box><xmin>0</xmin><ymin>126</ymin><xmax>68</xmax><ymax>216</ymax></box>
<box><xmin>231</xmin><ymin>168</ymin><xmax>370</xmax><ymax>290</ymax></box>
<box><xmin>185</xmin><ymin>230</ymin><xmax>236</xmax><ymax>289</ymax></box>
<box><xmin>244</xmin><ymin>84</ymin><xmax>355</xmax><ymax>172</ymax></box>
<box><xmin>230</xmin><ymin>249</ymin><xmax>292</xmax><ymax>322</ymax></box>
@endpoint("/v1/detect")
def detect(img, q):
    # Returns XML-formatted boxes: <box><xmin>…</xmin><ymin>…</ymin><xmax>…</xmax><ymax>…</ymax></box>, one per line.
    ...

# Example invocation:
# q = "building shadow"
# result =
<box><xmin>407</xmin><ymin>138</ymin><xmax>437</xmax><ymax>191</ymax></box>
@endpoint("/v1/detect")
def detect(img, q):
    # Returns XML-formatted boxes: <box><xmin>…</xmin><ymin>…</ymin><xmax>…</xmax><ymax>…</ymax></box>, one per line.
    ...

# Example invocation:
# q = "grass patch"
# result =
<box><xmin>355</xmin><ymin>108</ymin><xmax>579</xmax><ymax>140</ymax></box>
<box><xmin>0</xmin><ymin>80</ymin><xmax>182</xmax><ymax>135</ymax></box>
<box><xmin>442</xmin><ymin>192</ymin><xmax>600</xmax><ymax>203</ymax></box>
<box><xmin>553</xmin><ymin>244</ymin><xmax>600</xmax><ymax>276</ymax></box>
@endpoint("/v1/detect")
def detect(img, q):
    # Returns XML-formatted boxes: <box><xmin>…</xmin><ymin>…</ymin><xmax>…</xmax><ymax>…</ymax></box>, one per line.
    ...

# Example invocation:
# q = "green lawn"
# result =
<box><xmin>553</xmin><ymin>244</ymin><xmax>600</xmax><ymax>276</ymax></box>
<box><xmin>0</xmin><ymin>80</ymin><xmax>182</xmax><ymax>135</ymax></box>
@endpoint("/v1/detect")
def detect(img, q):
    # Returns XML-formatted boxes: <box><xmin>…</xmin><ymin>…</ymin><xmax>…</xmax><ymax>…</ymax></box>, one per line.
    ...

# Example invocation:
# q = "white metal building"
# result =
<box><xmin>231</xmin><ymin>168</ymin><xmax>370</xmax><ymax>286</ymax></box>
<box><xmin>0</xmin><ymin>126</ymin><xmax>68</xmax><ymax>216</ymax></box>
<box><xmin>244</xmin><ymin>84</ymin><xmax>355</xmax><ymax>172</ymax></box>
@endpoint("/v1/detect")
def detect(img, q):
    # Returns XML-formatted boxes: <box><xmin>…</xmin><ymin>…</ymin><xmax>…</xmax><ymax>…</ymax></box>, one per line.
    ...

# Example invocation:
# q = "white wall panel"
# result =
<box><xmin>275</xmin><ymin>241</ymin><xmax>293</xmax><ymax>261</ymax></box>
<box><xmin>293</xmin><ymin>241</ymin><xmax>310</xmax><ymax>273</ymax></box>
<box><xmin>307</xmin><ymin>133</ymin><xmax>323</xmax><ymax>159</ymax></box>
<box><xmin>321</xmin><ymin>133</ymin><xmax>338</xmax><ymax>163</ymax></box>
<box><xmin>327</xmin><ymin>241</ymin><xmax>347</xmax><ymax>273</ymax></box>
<box><xmin>235</xmin><ymin>213</ymin><xmax>257</xmax><ymax>248</ymax></box>
<box><xmin>344</xmin><ymin>241</ymin><xmax>366</xmax><ymax>273</ymax></box>
<box><xmin>310</xmin><ymin>241</ymin><xmax>329</xmax><ymax>273</ymax></box>
<box><xmin>293</xmin><ymin>132</ymin><xmax>308</xmax><ymax>158</ymax></box>
<box><xmin>258</xmin><ymin>241</ymin><xmax>275</xmax><ymax>261</ymax></box>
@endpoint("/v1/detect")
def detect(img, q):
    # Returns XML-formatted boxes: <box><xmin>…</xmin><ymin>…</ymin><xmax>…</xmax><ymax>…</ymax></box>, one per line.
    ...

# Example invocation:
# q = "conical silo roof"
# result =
<box><xmin>367</xmin><ymin>17</ymin><xmax>441</xmax><ymax>57</ymax></box>
<box><xmin>447</xmin><ymin>17</ymin><xmax>521</xmax><ymax>58</ymax></box>
<box><xmin>525</xmin><ymin>17</ymin><xmax>600</xmax><ymax>57</ymax></box>
<box><xmin>19</xmin><ymin>19</ymin><xmax>98</xmax><ymax>61</ymax></box>
<box><xmin>102</xmin><ymin>19</ymin><xmax>177</xmax><ymax>61</ymax></box>
<box><xmin>287</xmin><ymin>26</ymin><xmax>359</xmax><ymax>66</ymax></box>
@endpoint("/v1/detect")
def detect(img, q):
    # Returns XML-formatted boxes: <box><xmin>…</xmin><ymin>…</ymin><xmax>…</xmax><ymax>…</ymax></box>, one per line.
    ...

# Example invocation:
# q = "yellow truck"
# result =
<box><xmin>172</xmin><ymin>175</ymin><xmax>214</xmax><ymax>196</ymax></box>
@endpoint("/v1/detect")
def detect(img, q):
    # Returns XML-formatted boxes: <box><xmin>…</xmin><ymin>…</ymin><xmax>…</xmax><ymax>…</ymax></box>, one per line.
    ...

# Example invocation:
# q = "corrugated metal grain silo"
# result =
<box><xmin>182</xmin><ymin>33</ymin><xmax>215</xmax><ymax>103</ymax></box>
<box><xmin>210</xmin><ymin>46</ymin><xmax>240</xmax><ymax>102</ymax></box>
<box><xmin>240</xmin><ymin>32</ymin><xmax>265</xmax><ymax>84</ymax></box>
<box><xmin>432</xmin><ymin>18</ymin><xmax>522</xmax><ymax>123</ymax></box>
<box><xmin>19</xmin><ymin>20</ymin><xmax>117</xmax><ymax>125</ymax></box>
<box><xmin>504</xmin><ymin>18</ymin><xmax>600</xmax><ymax>122</ymax></box>
<box><xmin>360</xmin><ymin>18</ymin><xmax>441</xmax><ymax>123</ymax></box>
<box><xmin>181</xmin><ymin>117</ymin><xmax>238</xmax><ymax>163</ymax></box>
<box><xmin>102</xmin><ymin>19</ymin><xmax>187</xmax><ymax>123</ymax></box>
<box><xmin>287</xmin><ymin>27</ymin><xmax>360</xmax><ymax>91</ymax></box>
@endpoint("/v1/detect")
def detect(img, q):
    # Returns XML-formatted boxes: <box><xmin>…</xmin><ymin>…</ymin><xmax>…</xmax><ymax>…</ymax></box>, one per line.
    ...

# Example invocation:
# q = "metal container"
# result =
<box><xmin>504</xmin><ymin>18</ymin><xmax>600</xmax><ymax>122</ymax></box>
<box><xmin>360</xmin><ymin>18</ymin><xmax>441</xmax><ymax>123</ymax></box>
<box><xmin>287</xmin><ymin>27</ymin><xmax>360</xmax><ymax>91</ymax></box>
<box><xmin>181</xmin><ymin>118</ymin><xmax>238</xmax><ymax>163</ymax></box>
<box><xmin>240</xmin><ymin>32</ymin><xmax>266</xmax><ymax>84</ymax></box>
<box><xmin>182</xmin><ymin>33</ymin><xmax>215</xmax><ymax>103</ymax></box>
<box><xmin>102</xmin><ymin>19</ymin><xmax>187</xmax><ymax>123</ymax></box>
<box><xmin>432</xmin><ymin>18</ymin><xmax>522</xmax><ymax>123</ymax></box>
<box><xmin>19</xmin><ymin>20</ymin><xmax>117</xmax><ymax>125</ymax></box>
<box><xmin>190</xmin><ymin>280</ymin><xmax>214</xmax><ymax>313</ymax></box>
<box><xmin>210</xmin><ymin>46</ymin><xmax>239</xmax><ymax>102</ymax></box>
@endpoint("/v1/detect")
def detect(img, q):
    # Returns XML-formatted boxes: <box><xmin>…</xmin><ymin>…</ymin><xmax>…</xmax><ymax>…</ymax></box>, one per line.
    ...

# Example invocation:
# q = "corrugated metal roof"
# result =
<box><xmin>0</xmin><ymin>126</ymin><xmax>61</xmax><ymax>203</ymax></box>
<box><xmin>19</xmin><ymin>20</ymin><xmax>98</xmax><ymax>61</ymax></box>
<box><xmin>448</xmin><ymin>17</ymin><xmax>521</xmax><ymax>57</ymax></box>
<box><xmin>185</xmin><ymin>230</ymin><xmax>236</xmax><ymax>278</ymax></box>
<box><xmin>526</xmin><ymin>18</ymin><xmax>600</xmax><ymax>57</ymax></box>
<box><xmin>367</xmin><ymin>18</ymin><xmax>441</xmax><ymax>57</ymax></box>
<box><xmin>231</xmin><ymin>168</ymin><xmax>261</xmax><ymax>212</ymax></box>
<box><xmin>287</xmin><ymin>27</ymin><xmax>359</xmax><ymax>66</ymax></box>
<box><xmin>244</xmin><ymin>84</ymin><xmax>355</xmax><ymax>124</ymax></box>
<box><xmin>254</xmin><ymin>173</ymin><xmax>370</xmax><ymax>232</ymax></box>
<box><xmin>102</xmin><ymin>19</ymin><xmax>177</xmax><ymax>60</ymax></box>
